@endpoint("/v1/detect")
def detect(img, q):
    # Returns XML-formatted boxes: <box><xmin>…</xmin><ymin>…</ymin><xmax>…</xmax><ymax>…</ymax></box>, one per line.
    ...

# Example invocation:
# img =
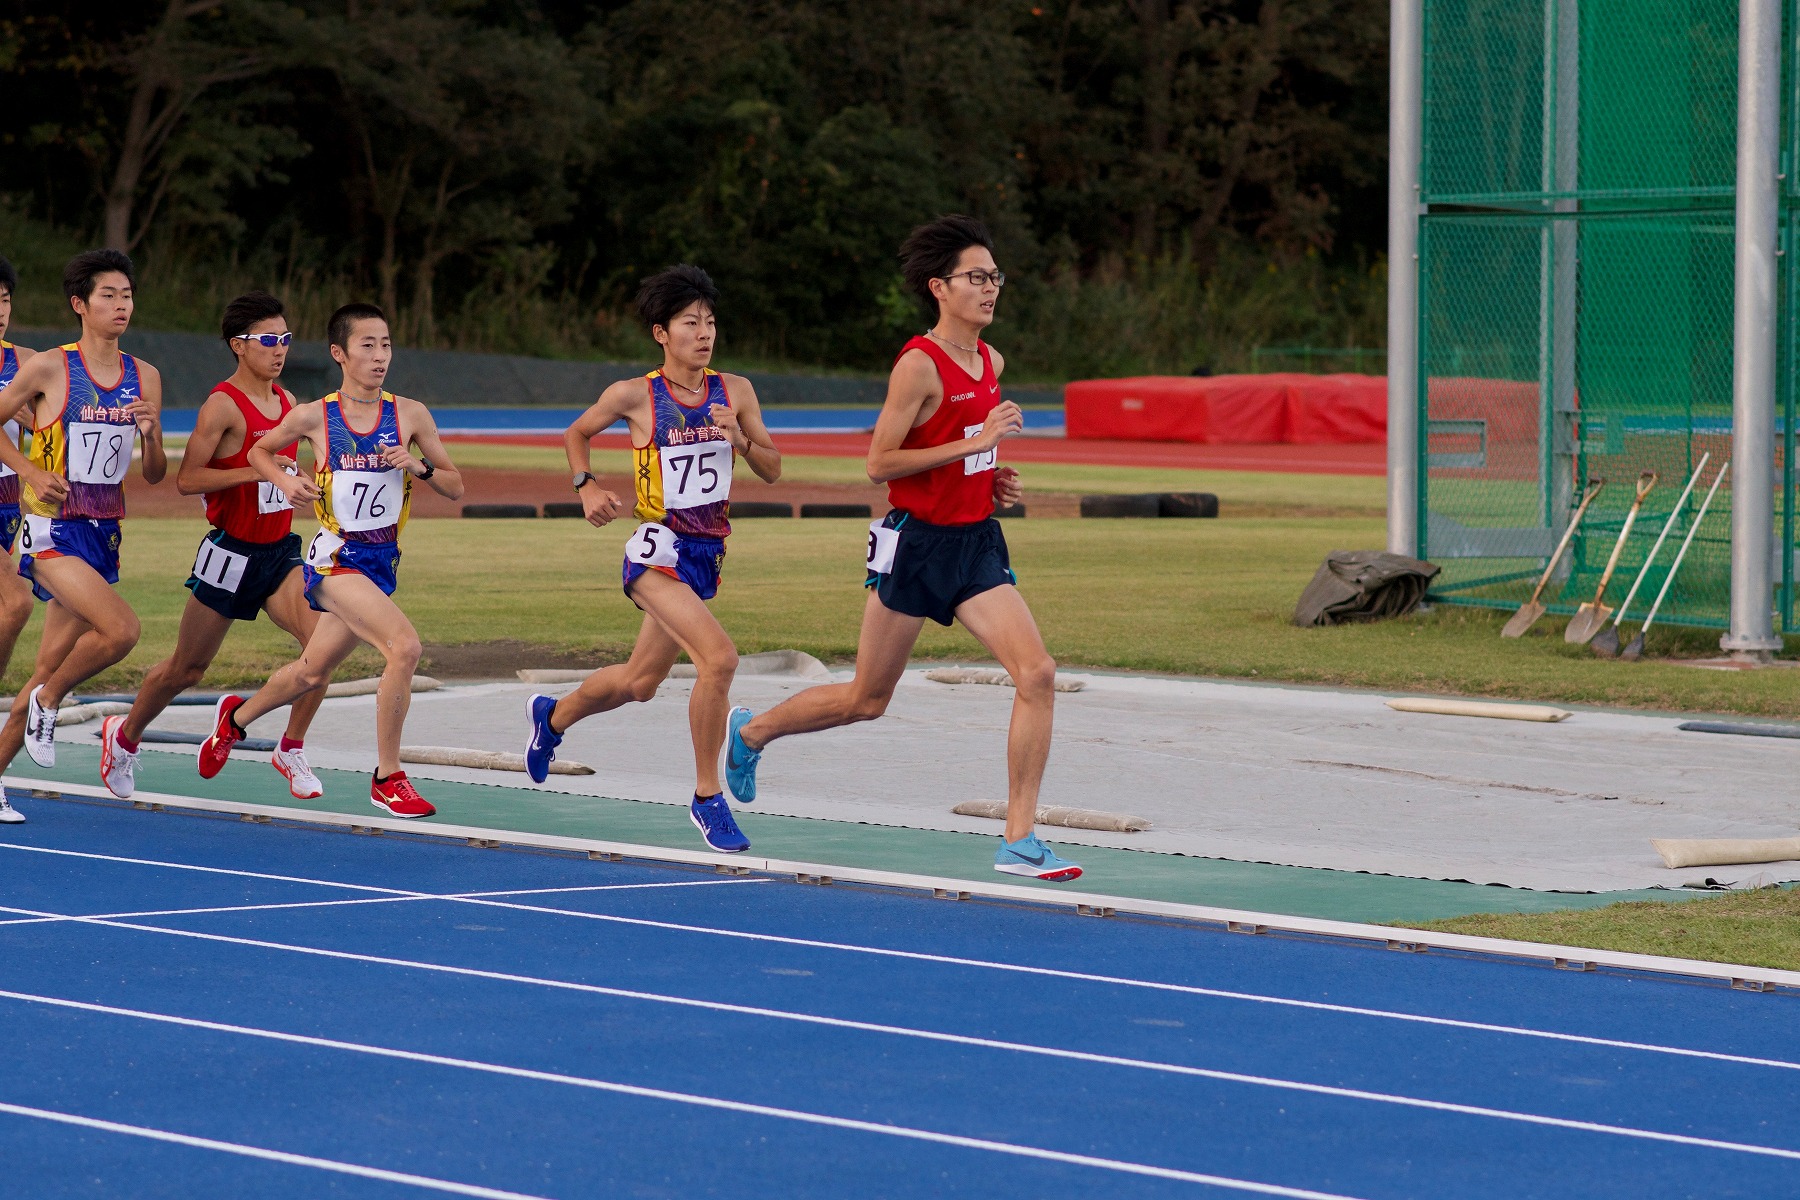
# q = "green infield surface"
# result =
<box><xmin>8</xmin><ymin>515</ymin><xmax>1797</xmax><ymax>717</ymax></box>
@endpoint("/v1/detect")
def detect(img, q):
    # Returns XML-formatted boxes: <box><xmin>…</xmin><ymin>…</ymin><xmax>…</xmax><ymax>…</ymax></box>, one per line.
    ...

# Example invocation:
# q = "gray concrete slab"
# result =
<box><xmin>98</xmin><ymin>668</ymin><xmax>1800</xmax><ymax>893</ymax></box>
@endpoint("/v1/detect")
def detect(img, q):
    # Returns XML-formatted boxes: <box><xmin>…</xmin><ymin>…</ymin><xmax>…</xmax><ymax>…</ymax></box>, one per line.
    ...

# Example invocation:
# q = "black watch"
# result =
<box><xmin>572</xmin><ymin>471</ymin><xmax>596</xmax><ymax>492</ymax></box>
<box><xmin>416</xmin><ymin>456</ymin><xmax>435</xmax><ymax>481</ymax></box>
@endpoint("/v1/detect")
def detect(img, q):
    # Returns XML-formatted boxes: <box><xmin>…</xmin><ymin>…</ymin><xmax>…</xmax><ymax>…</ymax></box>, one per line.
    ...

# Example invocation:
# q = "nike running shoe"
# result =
<box><xmin>197</xmin><ymin>695</ymin><xmax>247</xmax><ymax>779</ymax></box>
<box><xmin>723</xmin><ymin>706</ymin><xmax>760</xmax><ymax>804</ymax></box>
<box><xmin>99</xmin><ymin>715</ymin><xmax>139</xmax><ymax>799</ymax></box>
<box><xmin>371</xmin><ymin>771</ymin><xmax>435</xmax><ymax>819</ymax></box>
<box><xmin>272</xmin><ymin>747</ymin><xmax>323</xmax><ymax>799</ymax></box>
<box><xmin>994</xmin><ymin>832</ymin><xmax>1083</xmax><ymax>882</ymax></box>
<box><xmin>524</xmin><ymin>693</ymin><xmax>561</xmax><ymax>784</ymax></box>
<box><xmin>689</xmin><ymin>792</ymin><xmax>750</xmax><ymax>853</ymax></box>
<box><xmin>0</xmin><ymin>795</ymin><xmax>23</xmax><ymax>824</ymax></box>
<box><xmin>23</xmin><ymin>685</ymin><xmax>56</xmax><ymax>768</ymax></box>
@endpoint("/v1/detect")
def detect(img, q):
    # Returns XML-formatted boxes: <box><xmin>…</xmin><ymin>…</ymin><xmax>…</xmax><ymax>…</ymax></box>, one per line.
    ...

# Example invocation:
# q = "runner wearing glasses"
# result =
<box><xmin>99</xmin><ymin>291</ymin><xmax>328</xmax><ymax>801</ymax></box>
<box><xmin>720</xmin><ymin>215</ymin><xmax>1082</xmax><ymax>882</ymax></box>
<box><xmin>521</xmin><ymin>265</ymin><xmax>782</xmax><ymax>853</ymax></box>
<box><xmin>197</xmin><ymin>302</ymin><xmax>464</xmax><ymax>819</ymax></box>
<box><xmin>0</xmin><ymin>249</ymin><xmax>167</xmax><ymax>793</ymax></box>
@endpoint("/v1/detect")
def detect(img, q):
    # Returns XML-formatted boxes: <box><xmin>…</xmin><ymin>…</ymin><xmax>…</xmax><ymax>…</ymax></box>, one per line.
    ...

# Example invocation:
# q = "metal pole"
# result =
<box><xmin>1724</xmin><ymin>0</ymin><xmax>1783</xmax><ymax>655</ymax></box>
<box><xmin>1387</xmin><ymin>0</ymin><xmax>1423</xmax><ymax>556</ymax></box>
<box><xmin>1538</xmin><ymin>0</ymin><xmax>1579</xmax><ymax>548</ymax></box>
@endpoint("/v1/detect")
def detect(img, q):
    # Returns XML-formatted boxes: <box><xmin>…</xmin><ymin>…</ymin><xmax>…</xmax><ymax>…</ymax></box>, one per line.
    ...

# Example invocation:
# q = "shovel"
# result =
<box><xmin>1621</xmin><ymin>460</ymin><xmax>1730</xmax><ymax>661</ymax></box>
<box><xmin>1592</xmin><ymin>453</ymin><xmax>1710</xmax><ymax>657</ymax></box>
<box><xmin>1565</xmin><ymin>471</ymin><xmax>1658</xmax><ymax>644</ymax></box>
<box><xmin>1500</xmin><ymin>480</ymin><xmax>1606</xmax><ymax>638</ymax></box>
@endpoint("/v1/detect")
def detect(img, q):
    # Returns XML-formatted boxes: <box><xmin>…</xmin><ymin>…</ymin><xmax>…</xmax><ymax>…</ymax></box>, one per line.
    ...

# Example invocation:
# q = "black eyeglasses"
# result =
<box><xmin>234</xmin><ymin>332</ymin><xmax>294</xmax><ymax>347</ymax></box>
<box><xmin>941</xmin><ymin>269</ymin><xmax>1006</xmax><ymax>288</ymax></box>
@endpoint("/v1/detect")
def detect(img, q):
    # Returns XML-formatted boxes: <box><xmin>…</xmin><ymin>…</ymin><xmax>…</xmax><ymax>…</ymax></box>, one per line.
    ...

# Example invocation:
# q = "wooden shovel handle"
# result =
<box><xmin>1588</xmin><ymin>471</ymin><xmax>1658</xmax><ymax>604</ymax></box>
<box><xmin>1525</xmin><ymin>480</ymin><xmax>1606</xmax><ymax>605</ymax></box>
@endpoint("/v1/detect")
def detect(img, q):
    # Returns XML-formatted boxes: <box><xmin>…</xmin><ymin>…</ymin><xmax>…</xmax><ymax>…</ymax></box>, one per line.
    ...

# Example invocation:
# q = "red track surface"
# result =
<box><xmin>445</xmin><ymin>433</ymin><xmax>1387</xmax><ymax>475</ymax></box>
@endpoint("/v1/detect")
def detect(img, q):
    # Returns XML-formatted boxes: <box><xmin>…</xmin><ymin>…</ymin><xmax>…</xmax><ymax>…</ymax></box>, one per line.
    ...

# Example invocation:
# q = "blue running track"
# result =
<box><xmin>1</xmin><ymin>794</ymin><xmax>1796</xmax><ymax>1198</ymax></box>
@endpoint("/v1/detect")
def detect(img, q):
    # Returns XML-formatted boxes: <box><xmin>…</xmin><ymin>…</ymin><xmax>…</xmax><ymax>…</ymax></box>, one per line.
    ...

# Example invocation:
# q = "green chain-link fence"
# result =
<box><xmin>1416</xmin><ymin>0</ymin><xmax>1770</xmax><ymax>630</ymax></box>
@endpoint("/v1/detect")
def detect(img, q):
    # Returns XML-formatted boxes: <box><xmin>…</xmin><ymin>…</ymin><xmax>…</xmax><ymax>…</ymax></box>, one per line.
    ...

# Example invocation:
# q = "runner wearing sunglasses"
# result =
<box><xmin>99</xmin><ymin>291</ymin><xmax>328</xmax><ymax>801</ymax></box>
<box><xmin>0</xmin><ymin>249</ymin><xmax>167</xmax><ymax>790</ymax></box>
<box><xmin>721</xmin><ymin>215</ymin><xmax>1082</xmax><ymax>882</ymax></box>
<box><xmin>197</xmin><ymin>302</ymin><xmax>463</xmax><ymax>819</ymax></box>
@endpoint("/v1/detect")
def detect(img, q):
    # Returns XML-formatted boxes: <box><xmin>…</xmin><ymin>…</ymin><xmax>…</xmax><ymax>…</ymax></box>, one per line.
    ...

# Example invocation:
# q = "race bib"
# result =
<box><xmin>192</xmin><ymin>537</ymin><xmax>249</xmax><ymax>594</ymax></box>
<box><xmin>660</xmin><ymin>440</ymin><xmax>732</xmax><ymax>510</ymax></box>
<box><xmin>257</xmin><ymin>465</ymin><xmax>297</xmax><ymax>515</ymax></box>
<box><xmin>625</xmin><ymin>521</ymin><xmax>680</xmax><ymax>568</ymax></box>
<box><xmin>304</xmin><ymin>528</ymin><xmax>344</xmax><ymax>570</ymax></box>
<box><xmin>329</xmin><ymin>467</ymin><xmax>403</xmax><ymax>532</ymax></box>
<box><xmin>0</xmin><ymin>421</ymin><xmax>19</xmax><ymax>479</ymax></box>
<box><xmin>19</xmin><ymin>515</ymin><xmax>52</xmax><ymax>556</ymax></box>
<box><xmin>866</xmin><ymin>519</ymin><xmax>899</xmax><ymax>575</ymax></box>
<box><xmin>962</xmin><ymin>424</ymin><xmax>996</xmax><ymax>475</ymax></box>
<box><xmin>67</xmin><ymin>421</ymin><xmax>133</xmax><ymax>485</ymax></box>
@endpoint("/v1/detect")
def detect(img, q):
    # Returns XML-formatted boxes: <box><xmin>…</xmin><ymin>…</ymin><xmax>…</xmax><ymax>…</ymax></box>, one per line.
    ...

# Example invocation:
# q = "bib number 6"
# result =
<box><xmin>626</xmin><ymin>521</ymin><xmax>680</xmax><ymax>568</ymax></box>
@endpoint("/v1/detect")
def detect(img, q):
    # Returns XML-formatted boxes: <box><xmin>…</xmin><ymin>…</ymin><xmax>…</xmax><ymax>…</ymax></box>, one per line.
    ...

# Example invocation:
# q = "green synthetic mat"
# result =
<box><xmin>15</xmin><ymin>742</ymin><xmax>1698</xmax><ymax>925</ymax></box>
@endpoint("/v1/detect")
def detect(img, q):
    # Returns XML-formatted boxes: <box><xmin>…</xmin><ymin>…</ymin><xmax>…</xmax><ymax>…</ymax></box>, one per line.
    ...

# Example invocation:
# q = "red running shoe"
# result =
<box><xmin>371</xmin><ymin>771</ymin><xmax>435</xmax><ymax>819</ymax></box>
<box><xmin>197</xmin><ymin>695</ymin><xmax>247</xmax><ymax>779</ymax></box>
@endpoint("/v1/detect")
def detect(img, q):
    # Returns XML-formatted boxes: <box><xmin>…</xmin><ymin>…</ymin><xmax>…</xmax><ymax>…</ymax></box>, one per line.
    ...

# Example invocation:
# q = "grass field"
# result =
<box><xmin>11</xmin><ymin>515</ymin><xmax>1800</xmax><ymax>718</ymax></box>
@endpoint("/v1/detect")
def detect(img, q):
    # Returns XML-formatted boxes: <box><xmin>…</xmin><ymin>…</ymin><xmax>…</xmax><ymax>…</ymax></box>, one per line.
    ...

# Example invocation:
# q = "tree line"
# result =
<box><xmin>2</xmin><ymin>1</ymin><xmax>1388</xmax><ymax>377</ymax></box>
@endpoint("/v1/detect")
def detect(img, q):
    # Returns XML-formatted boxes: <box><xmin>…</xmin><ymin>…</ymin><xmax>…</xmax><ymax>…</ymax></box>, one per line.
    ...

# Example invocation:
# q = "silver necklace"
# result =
<box><xmin>927</xmin><ymin>329</ymin><xmax>980</xmax><ymax>355</ymax></box>
<box><xmin>665</xmin><ymin>369</ymin><xmax>706</xmax><ymax>395</ymax></box>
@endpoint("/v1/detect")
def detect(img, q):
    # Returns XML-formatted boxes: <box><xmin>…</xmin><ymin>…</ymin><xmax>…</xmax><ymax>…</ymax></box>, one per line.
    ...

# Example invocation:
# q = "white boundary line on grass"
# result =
<box><xmin>5</xmin><ymin>835</ymin><xmax>1800</xmax><ymax>1076</ymax></box>
<box><xmin>2</xmin><ymin>924</ymin><xmax>1798</xmax><ymax>1163</ymax></box>
<box><xmin>17</xmin><ymin>776</ymin><xmax>1796</xmax><ymax>992</ymax></box>
<box><xmin>0</xmin><ymin>1100</ymin><xmax>552</xmax><ymax>1199</ymax></box>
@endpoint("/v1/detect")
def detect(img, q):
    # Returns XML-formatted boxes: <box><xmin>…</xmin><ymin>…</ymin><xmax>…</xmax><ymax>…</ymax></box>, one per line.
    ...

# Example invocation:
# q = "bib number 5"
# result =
<box><xmin>626</xmin><ymin>521</ymin><xmax>680</xmax><ymax>569</ymax></box>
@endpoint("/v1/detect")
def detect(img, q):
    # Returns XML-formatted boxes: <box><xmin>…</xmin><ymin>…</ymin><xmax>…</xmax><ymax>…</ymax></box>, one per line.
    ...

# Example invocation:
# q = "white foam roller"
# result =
<box><xmin>401</xmin><ymin>745</ymin><xmax>594</xmax><ymax>776</ymax></box>
<box><xmin>951</xmin><ymin>799</ymin><xmax>1150</xmax><ymax>832</ymax></box>
<box><xmin>1385</xmin><ymin>697</ymin><xmax>1570</xmax><ymax>722</ymax></box>
<box><xmin>1652</xmin><ymin>837</ymin><xmax>1800</xmax><ymax>868</ymax></box>
<box><xmin>925</xmin><ymin>668</ymin><xmax>1086</xmax><ymax>693</ymax></box>
<box><xmin>327</xmin><ymin>675</ymin><xmax>442</xmax><ymax>698</ymax></box>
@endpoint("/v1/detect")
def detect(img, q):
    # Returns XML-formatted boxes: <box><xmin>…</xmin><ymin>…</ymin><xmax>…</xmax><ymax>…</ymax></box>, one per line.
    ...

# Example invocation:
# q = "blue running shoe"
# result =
<box><xmin>690</xmin><ymin>792</ymin><xmax>750</xmax><ymax>853</ymax></box>
<box><xmin>524</xmin><ymin>693</ymin><xmax>562</xmax><ymax>784</ymax></box>
<box><xmin>994</xmin><ymin>832</ymin><xmax>1082</xmax><ymax>882</ymax></box>
<box><xmin>723</xmin><ymin>706</ymin><xmax>761</xmax><ymax>804</ymax></box>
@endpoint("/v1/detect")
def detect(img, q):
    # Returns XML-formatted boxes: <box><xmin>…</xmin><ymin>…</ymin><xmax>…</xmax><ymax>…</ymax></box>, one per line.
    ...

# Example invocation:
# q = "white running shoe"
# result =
<box><xmin>273</xmin><ymin>747</ymin><xmax>323</xmax><ymax>799</ymax></box>
<box><xmin>23</xmin><ymin>685</ymin><xmax>56</xmax><ymax>768</ymax></box>
<box><xmin>0</xmin><ymin>796</ymin><xmax>23</xmax><ymax>824</ymax></box>
<box><xmin>99</xmin><ymin>715</ymin><xmax>138</xmax><ymax>799</ymax></box>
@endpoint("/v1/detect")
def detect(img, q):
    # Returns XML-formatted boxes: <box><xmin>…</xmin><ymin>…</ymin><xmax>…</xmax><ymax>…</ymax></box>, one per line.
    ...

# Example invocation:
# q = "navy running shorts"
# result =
<box><xmin>865</xmin><ymin>511</ymin><xmax>1015</xmax><ymax>627</ymax></box>
<box><xmin>622</xmin><ymin>531</ymin><xmax>725</xmax><ymax>603</ymax></box>
<box><xmin>187</xmin><ymin>530</ymin><xmax>305</xmax><ymax>622</ymax></box>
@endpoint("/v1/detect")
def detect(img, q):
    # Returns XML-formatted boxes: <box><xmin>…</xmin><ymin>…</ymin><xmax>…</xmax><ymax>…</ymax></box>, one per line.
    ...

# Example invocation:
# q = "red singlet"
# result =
<box><xmin>886</xmin><ymin>335</ymin><xmax>1001</xmax><ymax>526</ymax></box>
<box><xmin>203</xmin><ymin>381</ymin><xmax>297</xmax><ymax>543</ymax></box>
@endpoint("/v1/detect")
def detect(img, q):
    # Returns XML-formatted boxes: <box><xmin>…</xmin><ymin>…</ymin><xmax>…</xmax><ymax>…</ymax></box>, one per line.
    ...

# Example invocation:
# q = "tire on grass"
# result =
<box><xmin>1159</xmin><ymin>492</ymin><xmax>1218</xmax><ymax>518</ymax></box>
<box><xmin>1079</xmin><ymin>493</ymin><xmax>1160</xmax><ymax>518</ymax></box>
<box><xmin>732</xmin><ymin>501</ymin><xmax>795</xmax><ymax>518</ymax></box>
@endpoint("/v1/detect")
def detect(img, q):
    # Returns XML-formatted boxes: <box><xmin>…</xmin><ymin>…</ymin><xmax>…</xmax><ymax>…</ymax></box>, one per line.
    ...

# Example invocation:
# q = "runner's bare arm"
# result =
<box><xmin>130</xmin><ymin>362</ymin><xmax>168</xmax><ymax>484</ymax></box>
<box><xmin>176</xmin><ymin>392</ymin><xmax>258</xmax><ymax>496</ymax></box>
<box><xmin>0</xmin><ymin>353</ymin><xmax>65</xmax><ymax>501</ymax></box>
<box><xmin>983</xmin><ymin>348</ymin><xmax>1023</xmax><ymax>504</ymax></box>
<box><xmin>250</xmin><ymin>402</ymin><xmax>325</xmax><ymax>505</ymax></box>
<box><xmin>865</xmin><ymin>349</ymin><xmax>1022</xmax><ymax>484</ymax></box>
<box><xmin>564</xmin><ymin>380</ymin><xmax>640</xmax><ymax>526</ymax></box>
<box><xmin>711</xmin><ymin>375</ymin><xmax>780</xmax><ymax>484</ymax></box>
<box><xmin>388</xmin><ymin>399</ymin><xmax>463</xmax><ymax>500</ymax></box>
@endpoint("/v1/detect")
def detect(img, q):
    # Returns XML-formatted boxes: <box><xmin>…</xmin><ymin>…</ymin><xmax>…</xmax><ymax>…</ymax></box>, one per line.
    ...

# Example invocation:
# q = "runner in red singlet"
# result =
<box><xmin>98</xmin><ymin>291</ymin><xmax>328</xmax><ymax>801</ymax></box>
<box><xmin>721</xmin><ymin>215</ymin><xmax>1082</xmax><ymax>882</ymax></box>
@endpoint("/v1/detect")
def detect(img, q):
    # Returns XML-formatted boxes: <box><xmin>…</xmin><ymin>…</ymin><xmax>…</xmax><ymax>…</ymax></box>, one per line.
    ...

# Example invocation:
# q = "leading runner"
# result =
<box><xmin>721</xmin><ymin>216</ymin><xmax>1082</xmax><ymax>881</ymax></box>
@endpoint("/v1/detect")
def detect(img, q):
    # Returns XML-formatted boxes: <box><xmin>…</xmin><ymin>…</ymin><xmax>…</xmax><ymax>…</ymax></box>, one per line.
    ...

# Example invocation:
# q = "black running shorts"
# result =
<box><xmin>865</xmin><ymin>511</ymin><xmax>1015</xmax><ymax>626</ymax></box>
<box><xmin>186</xmin><ymin>530</ymin><xmax>304</xmax><ymax>622</ymax></box>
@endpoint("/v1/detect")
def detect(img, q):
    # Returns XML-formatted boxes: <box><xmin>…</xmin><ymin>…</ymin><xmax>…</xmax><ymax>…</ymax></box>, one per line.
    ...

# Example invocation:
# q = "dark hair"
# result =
<box><xmin>327</xmin><ymin>302</ymin><xmax>387</xmax><ymax>350</ymax></box>
<box><xmin>900</xmin><ymin>215</ymin><xmax>995</xmax><ymax>312</ymax></box>
<box><xmin>64</xmin><ymin>248</ymin><xmax>135</xmax><ymax>305</ymax></box>
<box><xmin>634</xmin><ymin>264</ymin><xmax>719</xmax><ymax>335</ymax></box>
<box><xmin>221</xmin><ymin>290</ymin><xmax>286</xmax><ymax>345</ymax></box>
<box><xmin>0</xmin><ymin>256</ymin><xmax>16</xmax><ymax>299</ymax></box>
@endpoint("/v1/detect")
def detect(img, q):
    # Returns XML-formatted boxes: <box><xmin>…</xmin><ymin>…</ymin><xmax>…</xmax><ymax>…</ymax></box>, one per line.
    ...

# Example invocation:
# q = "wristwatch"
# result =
<box><xmin>416</xmin><ymin>456</ymin><xmax>436</xmax><ymax>481</ymax></box>
<box><xmin>572</xmin><ymin>471</ymin><xmax>596</xmax><ymax>492</ymax></box>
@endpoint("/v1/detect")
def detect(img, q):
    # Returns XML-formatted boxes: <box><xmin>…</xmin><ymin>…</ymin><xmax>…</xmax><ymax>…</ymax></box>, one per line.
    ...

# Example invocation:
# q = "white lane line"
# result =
<box><xmin>2</xmin><ymin>925</ymin><xmax>1798</xmax><ymax>1162</ymax></box>
<box><xmin>0</xmin><ymin>993</ymin><xmax>1360</xmax><ymax>1199</ymax></box>
<box><xmin>3</xmin><ymin>842</ymin><xmax>1796</xmax><ymax>1075</ymax></box>
<box><xmin>0</xmin><ymin>1100</ymin><xmax>551</xmax><ymax>1200</ymax></box>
